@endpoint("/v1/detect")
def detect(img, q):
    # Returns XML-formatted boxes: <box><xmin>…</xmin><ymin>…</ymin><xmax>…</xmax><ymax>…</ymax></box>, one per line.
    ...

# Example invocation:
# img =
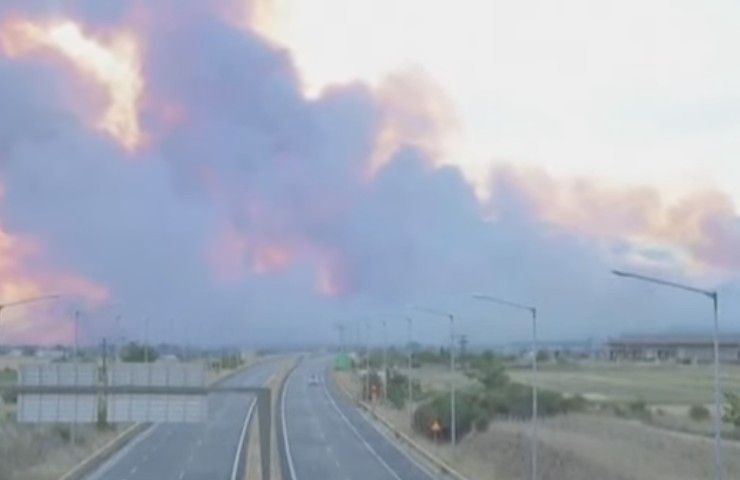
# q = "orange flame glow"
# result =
<box><xmin>0</xmin><ymin>222</ymin><xmax>108</xmax><ymax>344</ymax></box>
<box><xmin>0</xmin><ymin>19</ymin><xmax>144</xmax><ymax>151</ymax></box>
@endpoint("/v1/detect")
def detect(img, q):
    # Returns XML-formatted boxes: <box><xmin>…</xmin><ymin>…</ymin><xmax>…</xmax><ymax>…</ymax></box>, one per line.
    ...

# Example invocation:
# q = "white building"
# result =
<box><xmin>607</xmin><ymin>334</ymin><xmax>740</xmax><ymax>364</ymax></box>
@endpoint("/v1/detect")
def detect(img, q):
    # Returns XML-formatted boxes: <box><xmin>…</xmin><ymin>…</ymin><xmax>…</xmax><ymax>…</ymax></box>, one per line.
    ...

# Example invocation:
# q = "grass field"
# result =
<box><xmin>334</xmin><ymin>368</ymin><xmax>740</xmax><ymax>480</ymax></box>
<box><xmin>398</xmin><ymin>364</ymin><xmax>478</xmax><ymax>391</ymax></box>
<box><xmin>509</xmin><ymin>361</ymin><xmax>740</xmax><ymax>405</ymax></box>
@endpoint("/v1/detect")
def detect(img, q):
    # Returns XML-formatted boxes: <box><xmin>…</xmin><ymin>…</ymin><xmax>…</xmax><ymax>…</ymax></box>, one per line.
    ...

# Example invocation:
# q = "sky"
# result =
<box><xmin>0</xmin><ymin>0</ymin><xmax>738</xmax><ymax>347</ymax></box>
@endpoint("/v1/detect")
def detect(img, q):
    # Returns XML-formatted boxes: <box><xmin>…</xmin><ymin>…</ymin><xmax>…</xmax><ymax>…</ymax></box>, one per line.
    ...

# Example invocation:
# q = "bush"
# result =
<box><xmin>628</xmin><ymin>399</ymin><xmax>651</xmax><ymax>420</ymax></box>
<box><xmin>120</xmin><ymin>342</ymin><xmax>158</xmax><ymax>362</ymax></box>
<box><xmin>479</xmin><ymin>383</ymin><xmax>575</xmax><ymax>419</ymax></box>
<box><xmin>563</xmin><ymin>394</ymin><xmax>588</xmax><ymax>413</ymax></box>
<box><xmin>612</xmin><ymin>399</ymin><xmax>651</xmax><ymax>420</ymax></box>
<box><xmin>386</xmin><ymin>371</ymin><xmax>420</xmax><ymax>409</ymax></box>
<box><xmin>467</xmin><ymin>356</ymin><xmax>509</xmax><ymax>390</ymax></box>
<box><xmin>689</xmin><ymin>404</ymin><xmax>710</xmax><ymax>421</ymax></box>
<box><xmin>412</xmin><ymin>391</ymin><xmax>488</xmax><ymax>442</ymax></box>
<box><xmin>412</xmin><ymin>383</ymin><xmax>581</xmax><ymax>442</ymax></box>
<box><xmin>724</xmin><ymin>391</ymin><xmax>740</xmax><ymax>428</ymax></box>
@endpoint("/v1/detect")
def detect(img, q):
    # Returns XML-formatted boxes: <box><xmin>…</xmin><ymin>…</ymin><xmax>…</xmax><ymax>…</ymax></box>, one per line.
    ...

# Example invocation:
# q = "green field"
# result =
<box><xmin>509</xmin><ymin>361</ymin><xmax>740</xmax><ymax>405</ymax></box>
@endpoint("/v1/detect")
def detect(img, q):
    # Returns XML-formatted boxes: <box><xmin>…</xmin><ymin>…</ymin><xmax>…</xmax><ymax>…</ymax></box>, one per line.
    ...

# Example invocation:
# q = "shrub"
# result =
<box><xmin>466</xmin><ymin>356</ymin><xmax>509</xmax><ymax>390</ymax></box>
<box><xmin>689</xmin><ymin>404</ymin><xmax>710</xmax><ymax>421</ymax></box>
<box><xmin>611</xmin><ymin>399</ymin><xmax>651</xmax><ymax>421</ymax></box>
<box><xmin>412</xmin><ymin>391</ymin><xmax>488</xmax><ymax>442</ymax></box>
<box><xmin>563</xmin><ymin>394</ymin><xmax>588</xmax><ymax>413</ymax></box>
<box><xmin>386</xmin><ymin>371</ymin><xmax>420</xmax><ymax>409</ymax></box>
<box><xmin>724</xmin><ymin>392</ymin><xmax>740</xmax><ymax>428</ymax></box>
<box><xmin>628</xmin><ymin>399</ymin><xmax>651</xmax><ymax>420</ymax></box>
<box><xmin>480</xmin><ymin>383</ymin><xmax>575</xmax><ymax>419</ymax></box>
<box><xmin>120</xmin><ymin>342</ymin><xmax>159</xmax><ymax>362</ymax></box>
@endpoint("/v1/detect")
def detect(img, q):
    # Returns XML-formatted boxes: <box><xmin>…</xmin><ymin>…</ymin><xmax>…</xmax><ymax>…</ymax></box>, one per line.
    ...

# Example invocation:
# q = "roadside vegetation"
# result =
<box><xmin>339</xmin><ymin>348</ymin><xmax>740</xmax><ymax>479</ymax></box>
<box><xmin>409</xmin><ymin>353</ymin><xmax>587</xmax><ymax>442</ymax></box>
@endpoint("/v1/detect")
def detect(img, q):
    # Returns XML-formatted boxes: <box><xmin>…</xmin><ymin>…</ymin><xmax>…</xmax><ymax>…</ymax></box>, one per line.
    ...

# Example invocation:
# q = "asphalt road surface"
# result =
<box><xmin>281</xmin><ymin>356</ymin><xmax>435</xmax><ymax>480</ymax></box>
<box><xmin>86</xmin><ymin>360</ymin><xmax>280</xmax><ymax>480</ymax></box>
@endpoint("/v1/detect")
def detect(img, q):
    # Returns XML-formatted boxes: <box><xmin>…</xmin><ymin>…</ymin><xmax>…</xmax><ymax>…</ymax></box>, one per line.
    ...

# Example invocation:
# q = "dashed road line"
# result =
<box><xmin>321</xmin><ymin>372</ymin><xmax>403</xmax><ymax>480</ymax></box>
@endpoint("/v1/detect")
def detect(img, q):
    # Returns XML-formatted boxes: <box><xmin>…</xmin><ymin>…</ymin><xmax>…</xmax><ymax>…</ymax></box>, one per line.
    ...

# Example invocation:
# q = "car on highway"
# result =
<box><xmin>308</xmin><ymin>373</ymin><xmax>320</xmax><ymax>386</ymax></box>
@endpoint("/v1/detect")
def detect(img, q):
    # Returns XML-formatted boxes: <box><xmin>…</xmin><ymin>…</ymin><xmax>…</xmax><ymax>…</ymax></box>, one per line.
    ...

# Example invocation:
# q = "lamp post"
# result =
<box><xmin>364</xmin><ymin>320</ymin><xmax>372</xmax><ymax>403</ymax></box>
<box><xmin>406</xmin><ymin>316</ymin><xmax>414</xmax><ymax>409</ymax></box>
<box><xmin>380</xmin><ymin>320</ymin><xmax>390</xmax><ymax>403</ymax></box>
<box><xmin>473</xmin><ymin>294</ymin><xmax>538</xmax><ymax>480</ymax></box>
<box><xmin>413</xmin><ymin>306</ymin><xmax>457</xmax><ymax>447</ymax></box>
<box><xmin>612</xmin><ymin>269</ymin><xmax>724</xmax><ymax>480</ymax></box>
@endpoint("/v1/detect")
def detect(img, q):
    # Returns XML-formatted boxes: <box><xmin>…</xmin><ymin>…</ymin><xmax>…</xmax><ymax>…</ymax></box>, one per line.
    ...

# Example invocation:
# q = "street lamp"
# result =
<box><xmin>413</xmin><ymin>306</ymin><xmax>457</xmax><ymax>448</ymax></box>
<box><xmin>0</xmin><ymin>294</ymin><xmax>61</xmax><ymax>340</ymax></box>
<box><xmin>473</xmin><ymin>294</ymin><xmax>539</xmax><ymax>480</ymax></box>
<box><xmin>612</xmin><ymin>269</ymin><xmax>724</xmax><ymax>480</ymax></box>
<box><xmin>380</xmin><ymin>319</ymin><xmax>388</xmax><ymax>403</ymax></box>
<box><xmin>361</xmin><ymin>320</ymin><xmax>372</xmax><ymax>403</ymax></box>
<box><xmin>406</xmin><ymin>316</ymin><xmax>414</xmax><ymax>409</ymax></box>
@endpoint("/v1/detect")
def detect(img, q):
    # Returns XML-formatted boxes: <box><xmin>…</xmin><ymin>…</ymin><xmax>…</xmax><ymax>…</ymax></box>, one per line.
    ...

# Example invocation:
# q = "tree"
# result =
<box><xmin>120</xmin><ymin>342</ymin><xmax>158</xmax><ymax>362</ymax></box>
<box><xmin>467</xmin><ymin>355</ymin><xmax>509</xmax><ymax>390</ymax></box>
<box><xmin>724</xmin><ymin>391</ymin><xmax>740</xmax><ymax>428</ymax></box>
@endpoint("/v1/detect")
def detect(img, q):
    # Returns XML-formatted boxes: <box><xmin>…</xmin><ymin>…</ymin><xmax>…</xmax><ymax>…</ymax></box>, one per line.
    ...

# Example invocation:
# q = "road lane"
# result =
<box><xmin>86</xmin><ymin>360</ymin><xmax>279</xmax><ymax>480</ymax></box>
<box><xmin>282</xmin><ymin>357</ymin><xmax>434</xmax><ymax>480</ymax></box>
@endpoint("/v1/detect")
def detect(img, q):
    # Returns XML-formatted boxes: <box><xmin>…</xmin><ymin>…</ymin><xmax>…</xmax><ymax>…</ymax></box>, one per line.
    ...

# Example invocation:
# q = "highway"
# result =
<box><xmin>281</xmin><ymin>356</ymin><xmax>435</xmax><ymax>480</ymax></box>
<box><xmin>86</xmin><ymin>360</ymin><xmax>280</xmax><ymax>480</ymax></box>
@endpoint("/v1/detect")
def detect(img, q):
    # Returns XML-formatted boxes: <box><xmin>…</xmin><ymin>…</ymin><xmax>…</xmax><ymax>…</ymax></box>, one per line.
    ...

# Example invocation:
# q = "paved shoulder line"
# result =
<box><xmin>279</xmin><ymin>364</ymin><xmax>299</xmax><ymax>480</ymax></box>
<box><xmin>79</xmin><ymin>359</ymin><xmax>276</xmax><ymax>480</ymax></box>
<box><xmin>82</xmin><ymin>425</ymin><xmax>157</xmax><ymax>480</ymax></box>
<box><xmin>231</xmin><ymin>398</ymin><xmax>258</xmax><ymax>480</ymax></box>
<box><xmin>321</xmin><ymin>373</ymin><xmax>406</xmax><ymax>480</ymax></box>
<box><xmin>330</xmin><ymin>372</ymin><xmax>462</xmax><ymax>480</ymax></box>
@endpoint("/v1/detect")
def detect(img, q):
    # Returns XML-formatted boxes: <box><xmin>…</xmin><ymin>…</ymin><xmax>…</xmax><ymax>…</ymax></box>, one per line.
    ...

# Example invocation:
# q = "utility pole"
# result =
<box><xmin>413</xmin><ymin>306</ymin><xmax>457</xmax><ymax>447</ymax></box>
<box><xmin>459</xmin><ymin>334</ymin><xmax>468</xmax><ymax>372</ymax></box>
<box><xmin>406</xmin><ymin>317</ymin><xmax>413</xmax><ymax>409</ymax></box>
<box><xmin>382</xmin><ymin>320</ymin><xmax>388</xmax><ymax>403</ymax></box>
<box><xmin>612</xmin><ymin>270</ymin><xmax>725</xmax><ymax>480</ymax></box>
<box><xmin>100</xmin><ymin>337</ymin><xmax>108</xmax><ymax>427</ymax></box>
<box><xmin>144</xmin><ymin>317</ymin><xmax>150</xmax><ymax>363</ymax></box>
<box><xmin>364</xmin><ymin>321</ymin><xmax>371</xmax><ymax>403</ymax></box>
<box><xmin>72</xmin><ymin>310</ymin><xmax>80</xmax><ymax>445</ymax></box>
<box><xmin>473</xmin><ymin>294</ymin><xmax>539</xmax><ymax>480</ymax></box>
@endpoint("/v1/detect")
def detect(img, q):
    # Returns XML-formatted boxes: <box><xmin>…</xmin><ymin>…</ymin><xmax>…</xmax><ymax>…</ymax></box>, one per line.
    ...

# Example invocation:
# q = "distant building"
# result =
<box><xmin>607</xmin><ymin>334</ymin><xmax>740</xmax><ymax>364</ymax></box>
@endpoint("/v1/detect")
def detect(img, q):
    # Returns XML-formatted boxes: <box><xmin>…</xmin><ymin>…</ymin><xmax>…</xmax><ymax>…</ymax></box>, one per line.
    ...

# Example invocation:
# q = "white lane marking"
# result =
<box><xmin>321</xmin><ymin>372</ymin><xmax>403</xmax><ymax>480</ymax></box>
<box><xmin>178</xmin><ymin>471</ymin><xmax>186</xmax><ymax>480</ymax></box>
<box><xmin>83</xmin><ymin>425</ymin><xmax>156</xmax><ymax>480</ymax></box>
<box><xmin>230</xmin><ymin>399</ymin><xmax>257</xmax><ymax>480</ymax></box>
<box><xmin>229</xmin><ymin>371</ymin><xmax>276</xmax><ymax>480</ymax></box>
<box><xmin>329</xmin><ymin>365</ymin><xmax>436</xmax><ymax>479</ymax></box>
<box><xmin>129</xmin><ymin>466</ymin><xmax>138</xmax><ymax>474</ymax></box>
<box><xmin>355</xmin><ymin>406</ymin><xmax>438</xmax><ymax>479</ymax></box>
<box><xmin>281</xmin><ymin>367</ymin><xmax>299</xmax><ymax>480</ymax></box>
